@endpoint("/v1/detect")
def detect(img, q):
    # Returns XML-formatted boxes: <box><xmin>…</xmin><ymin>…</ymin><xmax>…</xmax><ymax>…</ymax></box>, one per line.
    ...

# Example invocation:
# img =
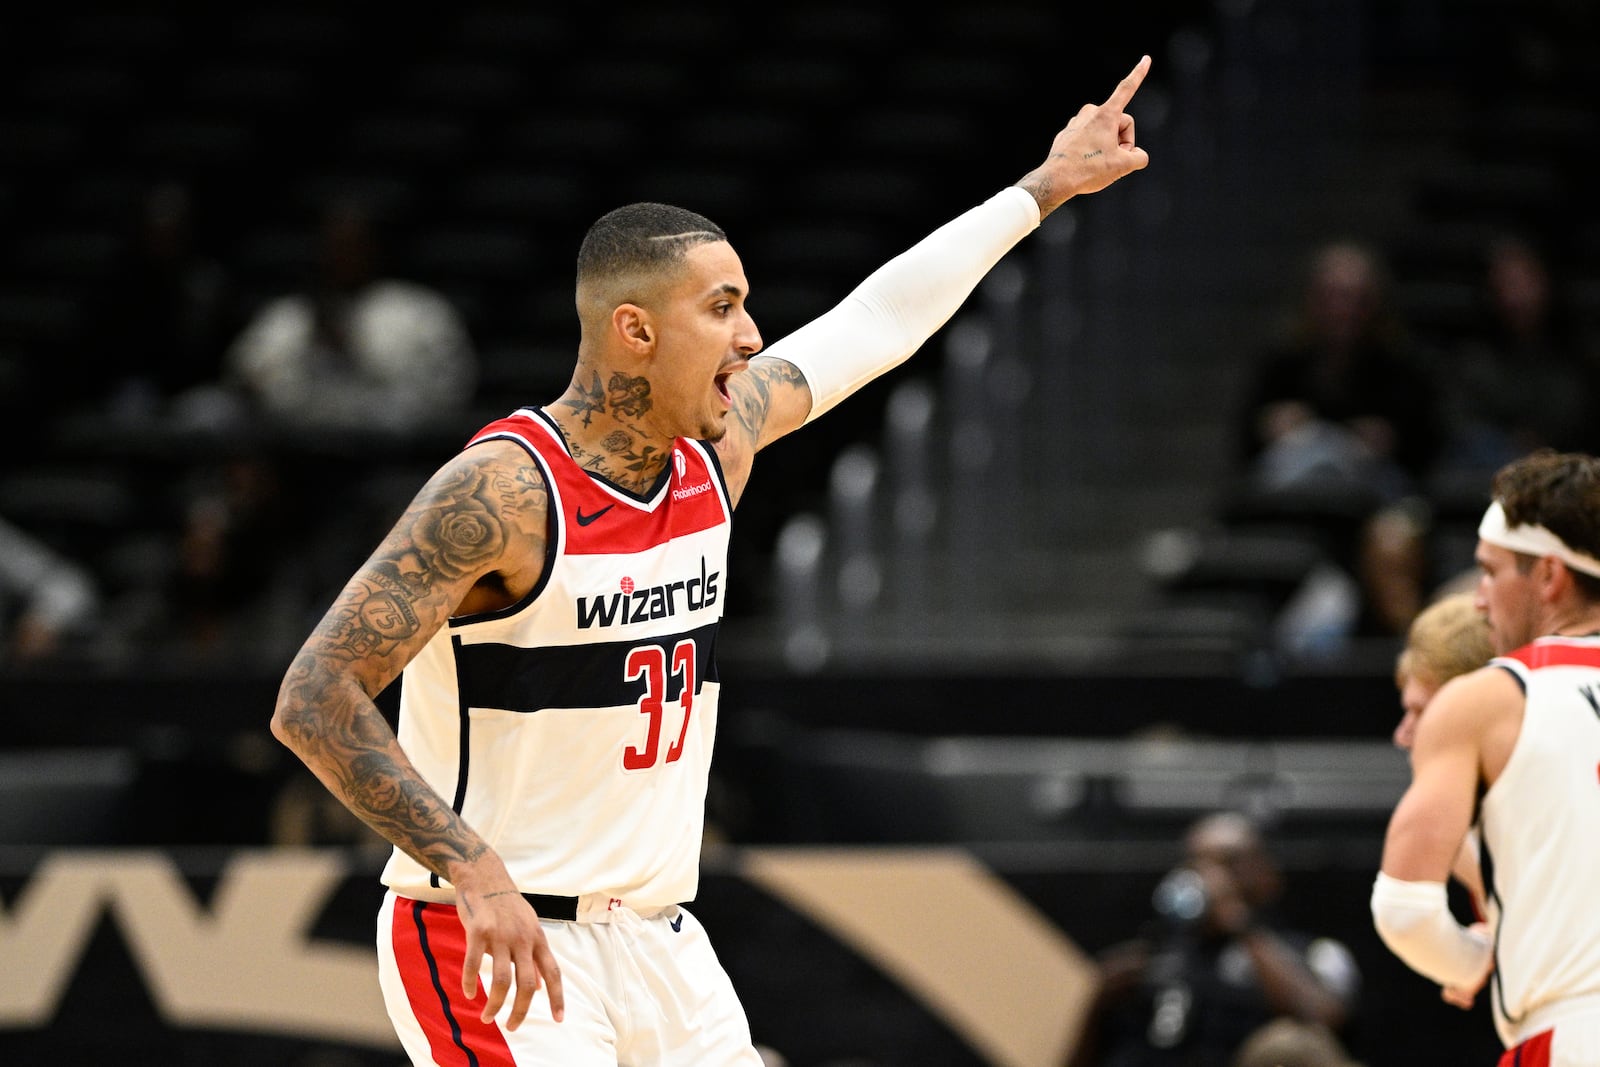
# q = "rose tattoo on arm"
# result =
<box><xmin>273</xmin><ymin>449</ymin><xmax>547</xmax><ymax>878</ymax></box>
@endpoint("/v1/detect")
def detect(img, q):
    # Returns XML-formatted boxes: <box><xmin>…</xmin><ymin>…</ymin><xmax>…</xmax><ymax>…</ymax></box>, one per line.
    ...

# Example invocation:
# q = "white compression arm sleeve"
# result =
<box><xmin>1371</xmin><ymin>872</ymin><xmax>1492</xmax><ymax>987</ymax></box>
<box><xmin>764</xmin><ymin>185</ymin><xmax>1041</xmax><ymax>423</ymax></box>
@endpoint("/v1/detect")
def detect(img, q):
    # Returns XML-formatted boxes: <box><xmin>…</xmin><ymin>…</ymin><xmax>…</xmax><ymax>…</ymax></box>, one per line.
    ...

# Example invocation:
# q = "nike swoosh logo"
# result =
<box><xmin>575</xmin><ymin>504</ymin><xmax>615</xmax><ymax>527</ymax></box>
<box><xmin>669</xmin><ymin>913</ymin><xmax>684</xmax><ymax>933</ymax></box>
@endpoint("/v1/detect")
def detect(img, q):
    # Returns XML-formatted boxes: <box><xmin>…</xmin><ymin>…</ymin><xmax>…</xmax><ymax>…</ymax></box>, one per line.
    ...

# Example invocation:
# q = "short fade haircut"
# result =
<box><xmin>1492</xmin><ymin>449</ymin><xmax>1600</xmax><ymax>598</ymax></box>
<box><xmin>576</xmin><ymin>202</ymin><xmax>726</xmax><ymax>290</ymax></box>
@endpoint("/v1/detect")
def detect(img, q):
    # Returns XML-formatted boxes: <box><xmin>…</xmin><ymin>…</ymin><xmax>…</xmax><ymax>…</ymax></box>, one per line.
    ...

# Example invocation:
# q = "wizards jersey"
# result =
<box><xmin>380</xmin><ymin>406</ymin><xmax>732</xmax><ymax>909</ymax></box>
<box><xmin>1481</xmin><ymin>636</ymin><xmax>1600</xmax><ymax>1045</ymax></box>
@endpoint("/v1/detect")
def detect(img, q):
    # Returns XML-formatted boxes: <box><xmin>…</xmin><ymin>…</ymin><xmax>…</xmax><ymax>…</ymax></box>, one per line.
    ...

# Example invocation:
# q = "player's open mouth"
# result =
<box><xmin>714</xmin><ymin>372</ymin><xmax>732</xmax><ymax>403</ymax></box>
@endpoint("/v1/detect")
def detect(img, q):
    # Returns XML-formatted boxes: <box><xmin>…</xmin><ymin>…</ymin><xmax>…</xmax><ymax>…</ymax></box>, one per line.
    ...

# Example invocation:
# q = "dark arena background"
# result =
<box><xmin>3</xmin><ymin>1</ymin><xmax>1598</xmax><ymax>1064</ymax></box>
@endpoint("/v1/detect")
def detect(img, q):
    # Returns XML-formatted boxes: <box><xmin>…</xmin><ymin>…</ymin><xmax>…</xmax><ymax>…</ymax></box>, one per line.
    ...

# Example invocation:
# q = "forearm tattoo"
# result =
<box><xmin>274</xmin><ymin>455</ymin><xmax>547</xmax><ymax>878</ymax></box>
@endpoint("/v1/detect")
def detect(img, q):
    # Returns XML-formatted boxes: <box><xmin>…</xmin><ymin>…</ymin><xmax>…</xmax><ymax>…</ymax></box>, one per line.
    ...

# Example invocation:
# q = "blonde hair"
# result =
<box><xmin>1396</xmin><ymin>591</ymin><xmax>1492</xmax><ymax>687</ymax></box>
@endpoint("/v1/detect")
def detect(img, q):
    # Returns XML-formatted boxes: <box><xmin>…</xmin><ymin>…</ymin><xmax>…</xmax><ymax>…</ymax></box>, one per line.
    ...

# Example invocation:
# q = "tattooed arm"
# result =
<box><xmin>271</xmin><ymin>441</ymin><xmax>545</xmax><ymax>870</ymax></box>
<box><xmin>270</xmin><ymin>440</ymin><xmax>564</xmax><ymax>1028</ymax></box>
<box><xmin>717</xmin><ymin>356</ymin><xmax>813</xmax><ymax>506</ymax></box>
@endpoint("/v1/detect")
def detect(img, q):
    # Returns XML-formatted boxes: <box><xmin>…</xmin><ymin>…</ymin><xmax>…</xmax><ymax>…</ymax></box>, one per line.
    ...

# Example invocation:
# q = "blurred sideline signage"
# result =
<box><xmin>0</xmin><ymin>847</ymin><xmax>1096</xmax><ymax>1067</ymax></box>
<box><xmin>0</xmin><ymin>850</ymin><xmax>393</xmax><ymax>1046</ymax></box>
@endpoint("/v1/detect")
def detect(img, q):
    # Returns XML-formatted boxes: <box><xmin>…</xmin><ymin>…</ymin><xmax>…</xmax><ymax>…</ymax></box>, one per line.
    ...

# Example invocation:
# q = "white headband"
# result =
<box><xmin>1478</xmin><ymin>500</ymin><xmax>1600</xmax><ymax>578</ymax></box>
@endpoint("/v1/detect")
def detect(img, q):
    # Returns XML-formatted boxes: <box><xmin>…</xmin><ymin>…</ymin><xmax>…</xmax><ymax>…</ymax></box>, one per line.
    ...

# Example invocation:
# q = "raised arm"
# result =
<box><xmin>714</xmin><ymin>56</ymin><xmax>1153</xmax><ymax>502</ymax></box>
<box><xmin>270</xmin><ymin>440</ymin><xmax>564</xmax><ymax>1027</ymax></box>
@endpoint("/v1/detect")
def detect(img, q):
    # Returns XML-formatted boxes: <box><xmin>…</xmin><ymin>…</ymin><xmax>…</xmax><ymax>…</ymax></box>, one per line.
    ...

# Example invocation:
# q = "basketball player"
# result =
<box><xmin>1390</xmin><ymin>590</ymin><xmax>1494</xmax><ymax>928</ymax></box>
<box><xmin>1393</xmin><ymin>591</ymin><xmax>1492</xmax><ymax>753</ymax></box>
<box><xmin>1373</xmin><ymin>451</ymin><xmax>1600</xmax><ymax>1065</ymax></box>
<box><xmin>270</xmin><ymin>56</ymin><xmax>1153</xmax><ymax>1065</ymax></box>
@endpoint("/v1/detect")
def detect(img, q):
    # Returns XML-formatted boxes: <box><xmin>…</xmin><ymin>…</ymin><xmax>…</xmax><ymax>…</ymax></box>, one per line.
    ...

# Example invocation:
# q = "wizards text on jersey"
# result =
<box><xmin>576</xmin><ymin>556</ymin><xmax>720</xmax><ymax>629</ymax></box>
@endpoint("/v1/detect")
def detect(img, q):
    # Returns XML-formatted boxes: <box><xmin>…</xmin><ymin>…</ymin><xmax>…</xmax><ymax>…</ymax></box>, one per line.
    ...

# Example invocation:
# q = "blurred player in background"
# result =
<box><xmin>1391</xmin><ymin>590</ymin><xmax>1493</xmax><ymax>908</ymax></box>
<box><xmin>1374</xmin><ymin>451</ymin><xmax>1600</xmax><ymax>1065</ymax></box>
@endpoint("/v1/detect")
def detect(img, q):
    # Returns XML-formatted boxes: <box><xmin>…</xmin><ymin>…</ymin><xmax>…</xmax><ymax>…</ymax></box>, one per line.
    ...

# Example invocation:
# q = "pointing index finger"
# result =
<box><xmin>1102</xmin><ymin>54</ymin><xmax>1151</xmax><ymax>111</ymax></box>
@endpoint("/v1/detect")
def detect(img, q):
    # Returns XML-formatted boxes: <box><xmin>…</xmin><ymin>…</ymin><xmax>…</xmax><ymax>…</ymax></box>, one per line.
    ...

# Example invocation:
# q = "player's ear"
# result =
<box><xmin>613</xmin><ymin>303</ymin><xmax>655</xmax><ymax>355</ymax></box>
<box><xmin>1546</xmin><ymin>556</ymin><xmax>1579</xmax><ymax>600</ymax></box>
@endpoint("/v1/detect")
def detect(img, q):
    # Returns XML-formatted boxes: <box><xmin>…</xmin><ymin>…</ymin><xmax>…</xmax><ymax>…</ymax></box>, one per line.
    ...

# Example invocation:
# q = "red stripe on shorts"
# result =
<box><xmin>1498</xmin><ymin>1028</ymin><xmax>1552</xmax><ymax>1067</ymax></box>
<box><xmin>392</xmin><ymin>898</ymin><xmax>516</xmax><ymax>1067</ymax></box>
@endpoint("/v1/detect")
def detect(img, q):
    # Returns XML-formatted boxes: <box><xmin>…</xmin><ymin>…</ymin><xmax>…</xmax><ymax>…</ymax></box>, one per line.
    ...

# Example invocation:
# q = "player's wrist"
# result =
<box><xmin>1014</xmin><ymin>172</ymin><xmax>1067</xmax><ymax>218</ymax></box>
<box><xmin>444</xmin><ymin>845</ymin><xmax>511</xmax><ymax>895</ymax></box>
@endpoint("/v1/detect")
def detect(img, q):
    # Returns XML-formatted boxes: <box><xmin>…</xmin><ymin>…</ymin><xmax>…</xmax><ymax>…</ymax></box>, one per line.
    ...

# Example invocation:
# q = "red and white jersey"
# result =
<box><xmin>1481</xmin><ymin>636</ymin><xmax>1600</xmax><ymax>1045</ymax></box>
<box><xmin>380</xmin><ymin>407</ymin><xmax>732</xmax><ymax>909</ymax></box>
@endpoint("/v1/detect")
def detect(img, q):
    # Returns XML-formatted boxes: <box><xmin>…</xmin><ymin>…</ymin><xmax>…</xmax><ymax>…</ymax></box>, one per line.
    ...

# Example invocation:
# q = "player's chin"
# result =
<box><xmin>699</xmin><ymin>405</ymin><xmax>732</xmax><ymax>443</ymax></box>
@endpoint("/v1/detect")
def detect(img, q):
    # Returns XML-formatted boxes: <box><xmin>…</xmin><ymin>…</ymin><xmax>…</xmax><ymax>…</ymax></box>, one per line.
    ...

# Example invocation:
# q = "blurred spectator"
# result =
<box><xmin>1233</xmin><ymin>240</ymin><xmax>1442</xmax><ymax>650</ymax></box>
<box><xmin>0</xmin><ymin>513</ymin><xmax>100</xmax><ymax>664</ymax></box>
<box><xmin>79</xmin><ymin>181</ymin><xmax>242</xmax><ymax>423</ymax></box>
<box><xmin>156</xmin><ymin>453</ymin><xmax>304</xmax><ymax>664</ymax></box>
<box><xmin>224</xmin><ymin>199</ymin><xmax>478</xmax><ymax>436</ymax></box>
<box><xmin>1436</xmin><ymin>234</ymin><xmax>1598</xmax><ymax>482</ymax></box>
<box><xmin>1074</xmin><ymin>812</ymin><xmax>1360</xmax><ymax>1067</ymax></box>
<box><xmin>1236</xmin><ymin>240</ymin><xmax>1438</xmax><ymax>502</ymax></box>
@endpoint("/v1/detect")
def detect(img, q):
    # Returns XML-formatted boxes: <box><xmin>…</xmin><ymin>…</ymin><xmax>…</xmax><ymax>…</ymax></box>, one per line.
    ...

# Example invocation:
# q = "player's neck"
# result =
<box><xmin>1545</xmin><ymin>603</ymin><xmax>1600</xmax><ymax>640</ymax></box>
<box><xmin>543</xmin><ymin>397</ymin><xmax>675</xmax><ymax>495</ymax></box>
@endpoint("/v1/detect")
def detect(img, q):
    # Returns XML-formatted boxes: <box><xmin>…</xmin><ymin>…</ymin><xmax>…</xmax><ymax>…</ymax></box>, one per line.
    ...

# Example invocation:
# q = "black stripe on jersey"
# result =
<box><xmin>1494</xmin><ymin>662</ymin><xmax>1528</xmax><ymax>693</ymax></box>
<box><xmin>1481</xmin><ymin>835</ymin><xmax>1519</xmax><ymax>1032</ymax></box>
<box><xmin>454</xmin><ymin>622</ymin><xmax>721</xmax><ymax>712</ymax></box>
<box><xmin>431</xmin><ymin>637</ymin><xmax>480</xmax><ymax>891</ymax></box>
<box><xmin>692</xmin><ymin>437</ymin><xmax>732</xmax><ymax>506</ymax></box>
<box><xmin>451</xmin><ymin>634</ymin><xmax>476</xmax><ymax>809</ymax></box>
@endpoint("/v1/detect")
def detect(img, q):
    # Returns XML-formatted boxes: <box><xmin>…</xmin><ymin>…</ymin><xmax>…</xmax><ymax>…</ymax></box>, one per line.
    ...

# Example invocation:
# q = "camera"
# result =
<box><xmin>1152</xmin><ymin>866</ymin><xmax>1208</xmax><ymax>926</ymax></box>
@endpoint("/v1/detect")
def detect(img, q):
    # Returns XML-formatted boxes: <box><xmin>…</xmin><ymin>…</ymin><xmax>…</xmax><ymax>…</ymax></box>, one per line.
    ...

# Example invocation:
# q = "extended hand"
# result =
<box><xmin>1019</xmin><ymin>55</ymin><xmax>1152</xmax><ymax>216</ymax></box>
<box><xmin>456</xmin><ymin>880</ymin><xmax>566</xmax><ymax>1029</ymax></box>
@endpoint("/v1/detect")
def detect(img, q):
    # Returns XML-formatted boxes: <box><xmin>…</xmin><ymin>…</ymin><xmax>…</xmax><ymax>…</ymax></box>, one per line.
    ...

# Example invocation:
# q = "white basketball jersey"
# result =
<box><xmin>1481</xmin><ymin>636</ymin><xmax>1600</xmax><ymax>1044</ymax></box>
<box><xmin>380</xmin><ymin>407</ymin><xmax>732</xmax><ymax>908</ymax></box>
